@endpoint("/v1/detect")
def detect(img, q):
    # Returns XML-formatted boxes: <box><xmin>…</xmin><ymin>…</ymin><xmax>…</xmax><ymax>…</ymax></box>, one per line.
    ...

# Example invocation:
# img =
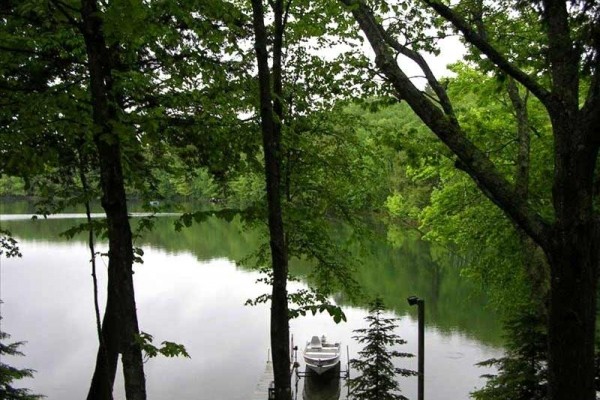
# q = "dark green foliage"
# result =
<box><xmin>135</xmin><ymin>332</ymin><xmax>190</xmax><ymax>361</ymax></box>
<box><xmin>472</xmin><ymin>308</ymin><xmax>547</xmax><ymax>400</ymax></box>
<box><xmin>349</xmin><ymin>298</ymin><xmax>416</xmax><ymax>400</ymax></box>
<box><xmin>0</xmin><ymin>319</ymin><xmax>44</xmax><ymax>400</ymax></box>
<box><xmin>0</xmin><ymin>229</ymin><xmax>21</xmax><ymax>258</ymax></box>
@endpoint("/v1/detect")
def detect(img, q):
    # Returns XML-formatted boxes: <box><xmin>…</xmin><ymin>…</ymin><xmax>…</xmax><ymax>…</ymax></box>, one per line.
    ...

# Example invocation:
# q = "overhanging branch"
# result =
<box><xmin>379</xmin><ymin>27</ymin><xmax>456</xmax><ymax>119</ymax></box>
<box><xmin>422</xmin><ymin>0</ymin><xmax>553</xmax><ymax>108</ymax></box>
<box><xmin>340</xmin><ymin>0</ymin><xmax>551</xmax><ymax>248</ymax></box>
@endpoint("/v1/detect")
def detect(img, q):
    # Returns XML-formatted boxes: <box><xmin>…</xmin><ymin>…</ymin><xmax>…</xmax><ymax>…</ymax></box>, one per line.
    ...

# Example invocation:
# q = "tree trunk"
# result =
<box><xmin>80</xmin><ymin>1</ymin><xmax>146</xmax><ymax>399</ymax></box>
<box><xmin>546</xmin><ymin>116</ymin><xmax>598</xmax><ymax>400</ymax></box>
<box><xmin>507</xmin><ymin>79</ymin><xmax>550</xmax><ymax>308</ymax></box>
<box><xmin>86</xmin><ymin>292</ymin><xmax>119</xmax><ymax>400</ymax></box>
<box><xmin>547</xmin><ymin>239</ymin><xmax>597</xmax><ymax>400</ymax></box>
<box><xmin>250</xmin><ymin>1</ymin><xmax>292</xmax><ymax>399</ymax></box>
<box><xmin>80</xmin><ymin>157</ymin><xmax>117</xmax><ymax>400</ymax></box>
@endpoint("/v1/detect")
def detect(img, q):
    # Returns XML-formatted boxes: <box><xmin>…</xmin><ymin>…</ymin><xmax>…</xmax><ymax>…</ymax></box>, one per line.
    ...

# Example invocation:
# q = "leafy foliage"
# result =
<box><xmin>135</xmin><ymin>331</ymin><xmax>191</xmax><ymax>362</ymax></box>
<box><xmin>367</xmin><ymin>64</ymin><xmax>553</xmax><ymax>313</ymax></box>
<box><xmin>349</xmin><ymin>298</ymin><xmax>416</xmax><ymax>400</ymax></box>
<box><xmin>0</xmin><ymin>229</ymin><xmax>21</xmax><ymax>258</ymax></box>
<box><xmin>245</xmin><ymin>276</ymin><xmax>348</xmax><ymax>324</ymax></box>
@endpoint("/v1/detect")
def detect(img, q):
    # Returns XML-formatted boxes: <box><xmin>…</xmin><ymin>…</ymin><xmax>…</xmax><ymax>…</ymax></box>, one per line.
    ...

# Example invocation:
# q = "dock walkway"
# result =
<box><xmin>251</xmin><ymin>361</ymin><xmax>274</xmax><ymax>400</ymax></box>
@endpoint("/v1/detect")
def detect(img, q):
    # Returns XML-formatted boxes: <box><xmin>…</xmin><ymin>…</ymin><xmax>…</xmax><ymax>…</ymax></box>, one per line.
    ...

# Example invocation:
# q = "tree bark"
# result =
<box><xmin>547</xmin><ymin>235</ymin><xmax>598</xmax><ymax>400</ymax></box>
<box><xmin>80</xmin><ymin>1</ymin><xmax>146</xmax><ymax>399</ymax></box>
<box><xmin>250</xmin><ymin>1</ymin><xmax>292</xmax><ymax>399</ymax></box>
<box><xmin>546</xmin><ymin>114</ymin><xmax>598</xmax><ymax>400</ymax></box>
<box><xmin>79</xmin><ymin>157</ymin><xmax>116</xmax><ymax>400</ymax></box>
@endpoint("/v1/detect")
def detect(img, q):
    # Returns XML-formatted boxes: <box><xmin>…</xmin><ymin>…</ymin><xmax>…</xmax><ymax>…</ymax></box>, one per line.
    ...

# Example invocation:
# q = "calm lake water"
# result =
<box><xmin>0</xmin><ymin>201</ymin><xmax>503</xmax><ymax>400</ymax></box>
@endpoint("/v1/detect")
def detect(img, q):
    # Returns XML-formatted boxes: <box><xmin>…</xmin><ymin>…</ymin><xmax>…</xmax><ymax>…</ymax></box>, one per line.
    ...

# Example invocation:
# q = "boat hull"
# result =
<box><xmin>303</xmin><ymin>355</ymin><xmax>340</xmax><ymax>375</ymax></box>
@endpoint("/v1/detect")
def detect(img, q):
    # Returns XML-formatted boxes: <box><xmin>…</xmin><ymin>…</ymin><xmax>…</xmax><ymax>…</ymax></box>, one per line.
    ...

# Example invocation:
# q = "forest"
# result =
<box><xmin>0</xmin><ymin>0</ymin><xmax>599</xmax><ymax>399</ymax></box>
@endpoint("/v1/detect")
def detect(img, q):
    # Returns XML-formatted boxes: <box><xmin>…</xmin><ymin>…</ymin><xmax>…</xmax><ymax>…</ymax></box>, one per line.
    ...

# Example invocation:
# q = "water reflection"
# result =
<box><xmin>300</xmin><ymin>365</ymin><xmax>341</xmax><ymax>400</ymax></box>
<box><xmin>1</xmin><ymin>239</ymin><xmax>502</xmax><ymax>400</ymax></box>
<box><xmin>1</xmin><ymin>212</ymin><xmax>502</xmax><ymax>345</ymax></box>
<box><xmin>0</xmin><ymin>203</ymin><xmax>504</xmax><ymax>400</ymax></box>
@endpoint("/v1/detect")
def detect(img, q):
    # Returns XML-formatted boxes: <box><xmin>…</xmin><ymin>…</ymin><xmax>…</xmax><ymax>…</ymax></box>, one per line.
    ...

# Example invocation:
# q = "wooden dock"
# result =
<box><xmin>251</xmin><ymin>361</ymin><xmax>274</xmax><ymax>400</ymax></box>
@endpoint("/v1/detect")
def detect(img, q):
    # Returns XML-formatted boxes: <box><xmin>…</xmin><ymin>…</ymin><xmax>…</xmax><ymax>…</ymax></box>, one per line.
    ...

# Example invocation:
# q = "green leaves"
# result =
<box><xmin>0</xmin><ymin>230</ymin><xmax>21</xmax><ymax>258</ymax></box>
<box><xmin>287</xmin><ymin>288</ymin><xmax>347</xmax><ymax>323</ymax></box>
<box><xmin>472</xmin><ymin>308</ymin><xmax>548</xmax><ymax>400</ymax></box>
<box><xmin>245</xmin><ymin>264</ymin><xmax>348</xmax><ymax>323</ymax></box>
<box><xmin>60</xmin><ymin>219</ymin><xmax>108</xmax><ymax>240</ymax></box>
<box><xmin>174</xmin><ymin>208</ymin><xmax>242</xmax><ymax>231</ymax></box>
<box><xmin>135</xmin><ymin>331</ymin><xmax>191</xmax><ymax>361</ymax></box>
<box><xmin>103</xmin><ymin>0</ymin><xmax>149</xmax><ymax>48</ymax></box>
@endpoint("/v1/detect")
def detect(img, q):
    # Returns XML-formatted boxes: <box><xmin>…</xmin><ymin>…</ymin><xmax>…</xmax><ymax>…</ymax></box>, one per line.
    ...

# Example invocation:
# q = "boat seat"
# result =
<box><xmin>309</xmin><ymin>335</ymin><xmax>322</xmax><ymax>349</ymax></box>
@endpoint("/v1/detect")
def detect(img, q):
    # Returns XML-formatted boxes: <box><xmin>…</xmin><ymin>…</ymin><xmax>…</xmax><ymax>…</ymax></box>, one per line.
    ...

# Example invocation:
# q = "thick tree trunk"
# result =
<box><xmin>546</xmin><ymin>117</ymin><xmax>598</xmax><ymax>400</ymax></box>
<box><xmin>98</xmin><ymin>143</ymin><xmax>146</xmax><ymax>400</ymax></box>
<box><xmin>269</xmin><ymin>5</ymin><xmax>292</xmax><ymax>398</ymax></box>
<box><xmin>250</xmin><ymin>1</ymin><xmax>292</xmax><ymax>399</ymax></box>
<box><xmin>547</xmin><ymin>239</ymin><xmax>597</xmax><ymax>400</ymax></box>
<box><xmin>542</xmin><ymin>0</ymin><xmax>599</xmax><ymax>396</ymax></box>
<box><xmin>80</xmin><ymin>1</ymin><xmax>146</xmax><ymax>399</ymax></box>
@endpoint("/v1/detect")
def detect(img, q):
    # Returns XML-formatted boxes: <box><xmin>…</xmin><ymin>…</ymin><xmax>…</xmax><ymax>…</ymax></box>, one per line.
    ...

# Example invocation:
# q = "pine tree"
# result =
<box><xmin>349</xmin><ymin>298</ymin><xmax>416</xmax><ymax>400</ymax></box>
<box><xmin>472</xmin><ymin>308</ymin><xmax>547</xmax><ymax>400</ymax></box>
<box><xmin>0</xmin><ymin>317</ymin><xmax>44</xmax><ymax>400</ymax></box>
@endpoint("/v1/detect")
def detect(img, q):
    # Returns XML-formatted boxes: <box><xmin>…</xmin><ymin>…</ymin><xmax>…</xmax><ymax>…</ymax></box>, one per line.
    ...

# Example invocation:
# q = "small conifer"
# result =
<box><xmin>0</xmin><ymin>315</ymin><xmax>44</xmax><ymax>399</ymax></box>
<box><xmin>349</xmin><ymin>297</ymin><xmax>416</xmax><ymax>400</ymax></box>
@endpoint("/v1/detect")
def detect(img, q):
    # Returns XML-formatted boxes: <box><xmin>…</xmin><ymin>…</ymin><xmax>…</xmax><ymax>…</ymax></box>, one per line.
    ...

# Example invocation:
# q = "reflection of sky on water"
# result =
<box><xmin>1</xmin><ymin>240</ymin><xmax>502</xmax><ymax>400</ymax></box>
<box><xmin>290</xmin><ymin>300</ymin><xmax>501</xmax><ymax>400</ymax></box>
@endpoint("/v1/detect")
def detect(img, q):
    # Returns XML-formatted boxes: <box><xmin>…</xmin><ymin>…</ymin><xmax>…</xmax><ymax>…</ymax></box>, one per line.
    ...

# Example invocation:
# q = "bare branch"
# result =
<box><xmin>381</xmin><ymin>27</ymin><xmax>456</xmax><ymax>119</ymax></box>
<box><xmin>506</xmin><ymin>78</ymin><xmax>531</xmax><ymax>200</ymax></box>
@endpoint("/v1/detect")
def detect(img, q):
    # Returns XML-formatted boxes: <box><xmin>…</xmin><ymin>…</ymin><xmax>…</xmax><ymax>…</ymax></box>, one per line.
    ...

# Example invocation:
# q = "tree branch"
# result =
<box><xmin>506</xmin><ymin>78</ymin><xmax>531</xmax><ymax>200</ymax></box>
<box><xmin>49</xmin><ymin>0</ymin><xmax>81</xmax><ymax>29</ymax></box>
<box><xmin>340</xmin><ymin>0</ymin><xmax>551</xmax><ymax>248</ymax></box>
<box><xmin>0</xmin><ymin>44</ymin><xmax>40</xmax><ymax>55</ymax></box>
<box><xmin>380</xmin><ymin>27</ymin><xmax>456</xmax><ymax>119</ymax></box>
<box><xmin>422</xmin><ymin>0</ymin><xmax>553</xmax><ymax>108</ymax></box>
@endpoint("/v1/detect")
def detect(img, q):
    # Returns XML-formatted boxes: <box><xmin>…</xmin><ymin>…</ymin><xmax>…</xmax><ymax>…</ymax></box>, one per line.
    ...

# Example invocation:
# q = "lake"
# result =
<box><xmin>0</xmin><ymin>201</ymin><xmax>503</xmax><ymax>400</ymax></box>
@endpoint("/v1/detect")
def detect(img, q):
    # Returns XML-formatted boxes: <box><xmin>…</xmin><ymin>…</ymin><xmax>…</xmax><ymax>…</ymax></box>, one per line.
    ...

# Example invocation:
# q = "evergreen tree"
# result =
<box><xmin>472</xmin><ymin>308</ymin><xmax>547</xmax><ymax>400</ymax></box>
<box><xmin>0</xmin><ymin>317</ymin><xmax>44</xmax><ymax>400</ymax></box>
<box><xmin>349</xmin><ymin>298</ymin><xmax>416</xmax><ymax>400</ymax></box>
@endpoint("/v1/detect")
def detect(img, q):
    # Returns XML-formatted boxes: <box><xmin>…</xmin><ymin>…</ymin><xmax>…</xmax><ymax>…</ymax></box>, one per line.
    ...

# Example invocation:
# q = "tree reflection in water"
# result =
<box><xmin>300</xmin><ymin>364</ymin><xmax>341</xmax><ymax>400</ymax></box>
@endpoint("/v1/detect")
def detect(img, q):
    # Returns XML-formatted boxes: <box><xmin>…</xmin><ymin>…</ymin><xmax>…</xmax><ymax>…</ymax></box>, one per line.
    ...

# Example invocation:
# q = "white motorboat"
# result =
<box><xmin>303</xmin><ymin>335</ymin><xmax>341</xmax><ymax>375</ymax></box>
